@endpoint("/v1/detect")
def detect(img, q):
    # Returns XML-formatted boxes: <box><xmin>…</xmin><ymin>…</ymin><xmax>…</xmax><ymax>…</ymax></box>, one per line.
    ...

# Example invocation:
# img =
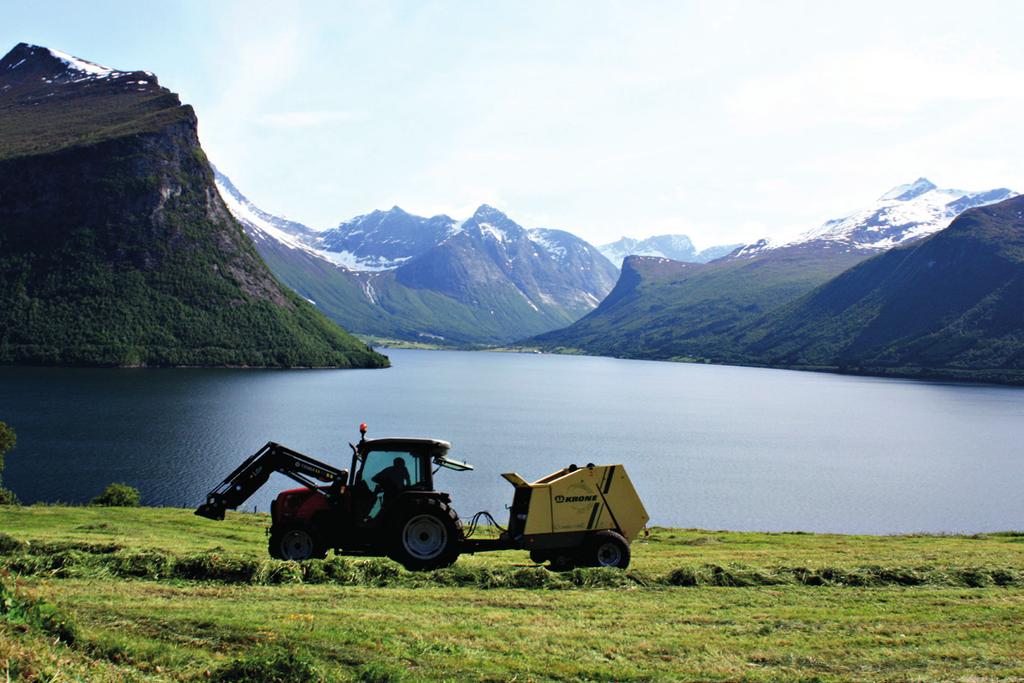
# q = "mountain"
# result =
<box><xmin>0</xmin><ymin>43</ymin><xmax>387</xmax><ymax>368</ymax></box>
<box><xmin>739</xmin><ymin>194</ymin><xmax>1024</xmax><ymax>383</ymax></box>
<box><xmin>528</xmin><ymin>179</ymin><xmax>1016</xmax><ymax>365</ymax></box>
<box><xmin>527</xmin><ymin>244</ymin><xmax>871</xmax><ymax>360</ymax></box>
<box><xmin>214</xmin><ymin>171</ymin><xmax>619</xmax><ymax>345</ymax></box>
<box><xmin>319</xmin><ymin>208</ymin><xmax>459</xmax><ymax>271</ymax></box>
<box><xmin>737</xmin><ymin>177</ymin><xmax>1016</xmax><ymax>258</ymax></box>
<box><xmin>599</xmin><ymin>235</ymin><xmax>742</xmax><ymax>266</ymax></box>
<box><xmin>214</xmin><ymin>169</ymin><xmax>318</xmax><ymax>241</ymax></box>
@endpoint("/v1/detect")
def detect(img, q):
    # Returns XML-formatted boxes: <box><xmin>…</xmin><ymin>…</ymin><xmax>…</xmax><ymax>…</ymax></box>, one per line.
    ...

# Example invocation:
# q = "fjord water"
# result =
<box><xmin>1</xmin><ymin>350</ymin><xmax>1022</xmax><ymax>534</ymax></box>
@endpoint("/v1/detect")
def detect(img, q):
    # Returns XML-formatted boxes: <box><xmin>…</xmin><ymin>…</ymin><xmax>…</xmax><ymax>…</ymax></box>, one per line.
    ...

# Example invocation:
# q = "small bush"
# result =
<box><xmin>89</xmin><ymin>483</ymin><xmax>141</xmax><ymax>507</ymax></box>
<box><xmin>0</xmin><ymin>420</ymin><xmax>17</xmax><ymax>505</ymax></box>
<box><xmin>209</xmin><ymin>648</ymin><xmax>323</xmax><ymax>683</ymax></box>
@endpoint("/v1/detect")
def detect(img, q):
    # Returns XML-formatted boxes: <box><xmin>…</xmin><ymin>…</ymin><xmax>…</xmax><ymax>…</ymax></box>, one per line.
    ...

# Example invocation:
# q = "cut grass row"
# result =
<box><xmin>1</xmin><ymin>505</ymin><xmax>1022</xmax><ymax>681</ymax></box>
<box><xmin>3</xmin><ymin>533</ymin><xmax>1023</xmax><ymax>590</ymax></box>
<box><xmin>4</xmin><ymin>505</ymin><xmax>1023</xmax><ymax>572</ymax></box>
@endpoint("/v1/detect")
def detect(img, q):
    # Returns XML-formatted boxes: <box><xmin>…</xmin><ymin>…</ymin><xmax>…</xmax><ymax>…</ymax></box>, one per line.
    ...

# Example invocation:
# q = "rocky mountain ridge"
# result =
<box><xmin>214</xmin><ymin>170</ymin><xmax>619</xmax><ymax>344</ymax></box>
<box><xmin>599</xmin><ymin>234</ymin><xmax>742</xmax><ymax>266</ymax></box>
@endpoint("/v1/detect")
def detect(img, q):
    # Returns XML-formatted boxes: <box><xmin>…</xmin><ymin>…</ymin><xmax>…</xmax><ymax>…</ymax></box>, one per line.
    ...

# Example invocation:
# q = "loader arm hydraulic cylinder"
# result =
<box><xmin>194</xmin><ymin>442</ymin><xmax>346</xmax><ymax>520</ymax></box>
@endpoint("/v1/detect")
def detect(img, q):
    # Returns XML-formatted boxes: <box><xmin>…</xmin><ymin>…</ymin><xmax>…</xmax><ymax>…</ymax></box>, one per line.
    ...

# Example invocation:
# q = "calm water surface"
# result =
<box><xmin>1</xmin><ymin>350</ymin><xmax>1022</xmax><ymax>534</ymax></box>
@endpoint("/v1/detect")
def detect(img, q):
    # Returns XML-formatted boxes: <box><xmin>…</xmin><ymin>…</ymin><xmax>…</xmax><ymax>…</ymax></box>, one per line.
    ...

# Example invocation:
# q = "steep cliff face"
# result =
<box><xmin>0</xmin><ymin>43</ymin><xmax>387</xmax><ymax>367</ymax></box>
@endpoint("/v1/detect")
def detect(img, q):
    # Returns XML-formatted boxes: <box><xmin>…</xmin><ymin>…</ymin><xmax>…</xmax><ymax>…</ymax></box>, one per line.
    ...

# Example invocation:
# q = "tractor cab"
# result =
<box><xmin>349</xmin><ymin>434</ymin><xmax>472</xmax><ymax>521</ymax></box>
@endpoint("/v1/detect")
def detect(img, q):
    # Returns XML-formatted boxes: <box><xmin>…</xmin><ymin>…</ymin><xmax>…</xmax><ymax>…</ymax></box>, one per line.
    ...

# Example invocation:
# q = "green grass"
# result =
<box><xmin>1</xmin><ymin>506</ymin><xmax>1023</xmax><ymax>681</ymax></box>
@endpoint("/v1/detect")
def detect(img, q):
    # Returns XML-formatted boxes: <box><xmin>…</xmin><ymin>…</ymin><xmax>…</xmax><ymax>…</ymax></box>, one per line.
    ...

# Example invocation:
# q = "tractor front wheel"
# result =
<box><xmin>388</xmin><ymin>498</ymin><xmax>462</xmax><ymax>571</ymax></box>
<box><xmin>269</xmin><ymin>524</ymin><xmax>327</xmax><ymax>561</ymax></box>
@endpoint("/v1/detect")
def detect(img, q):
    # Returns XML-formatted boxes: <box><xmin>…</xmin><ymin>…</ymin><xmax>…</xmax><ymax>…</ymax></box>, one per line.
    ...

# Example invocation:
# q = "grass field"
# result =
<box><xmin>1</xmin><ymin>506</ymin><xmax>1023</xmax><ymax>681</ymax></box>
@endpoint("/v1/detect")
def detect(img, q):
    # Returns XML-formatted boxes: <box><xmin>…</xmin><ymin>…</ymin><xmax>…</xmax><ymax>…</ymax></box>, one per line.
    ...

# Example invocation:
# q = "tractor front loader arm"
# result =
<box><xmin>195</xmin><ymin>442</ymin><xmax>347</xmax><ymax>520</ymax></box>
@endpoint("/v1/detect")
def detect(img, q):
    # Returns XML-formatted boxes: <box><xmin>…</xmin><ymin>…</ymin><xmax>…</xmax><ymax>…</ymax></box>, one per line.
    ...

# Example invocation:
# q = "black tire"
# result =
<box><xmin>529</xmin><ymin>549</ymin><xmax>549</xmax><ymax>565</ymax></box>
<box><xmin>268</xmin><ymin>523</ymin><xmax>327</xmax><ymax>561</ymax></box>
<box><xmin>581</xmin><ymin>530</ymin><xmax>631</xmax><ymax>569</ymax></box>
<box><xmin>387</xmin><ymin>498</ymin><xmax>462</xmax><ymax>571</ymax></box>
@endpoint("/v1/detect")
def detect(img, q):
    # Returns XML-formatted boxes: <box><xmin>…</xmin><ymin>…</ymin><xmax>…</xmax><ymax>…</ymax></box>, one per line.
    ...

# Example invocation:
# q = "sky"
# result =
<box><xmin>4</xmin><ymin>0</ymin><xmax>1024</xmax><ymax>248</ymax></box>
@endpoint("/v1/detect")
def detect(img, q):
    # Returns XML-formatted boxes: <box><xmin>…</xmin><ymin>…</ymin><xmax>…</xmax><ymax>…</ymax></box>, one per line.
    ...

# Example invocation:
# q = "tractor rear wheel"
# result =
<box><xmin>581</xmin><ymin>530</ymin><xmax>631</xmax><ymax>569</ymax></box>
<box><xmin>388</xmin><ymin>498</ymin><xmax>462</xmax><ymax>571</ymax></box>
<box><xmin>269</xmin><ymin>524</ymin><xmax>326</xmax><ymax>561</ymax></box>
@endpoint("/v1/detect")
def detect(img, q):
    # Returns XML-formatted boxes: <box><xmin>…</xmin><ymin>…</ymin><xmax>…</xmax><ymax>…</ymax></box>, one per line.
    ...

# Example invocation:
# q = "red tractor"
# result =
<box><xmin>196</xmin><ymin>424</ymin><xmax>472</xmax><ymax>570</ymax></box>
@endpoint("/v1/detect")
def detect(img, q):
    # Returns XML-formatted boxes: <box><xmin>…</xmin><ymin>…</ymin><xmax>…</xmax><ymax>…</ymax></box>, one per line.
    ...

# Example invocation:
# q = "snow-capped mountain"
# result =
<box><xmin>385</xmin><ymin>204</ymin><xmax>619</xmax><ymax>321</ymax></box>
<box><xmin>317</xmin><ymin>208</ymin><xmax>459</xmax><ymax>271</ymax></box>
<box><xmin>2</xmin><ymin>43</ymin><xmax>154</xmax><ymax>85</ymax></box>
<box><xmin>733</xmin><ymin>178</ymin><xmax>1017</xmax><ymax>258</ymax></box>
<box><xmin>317</xmin><ymin>202</ymin><xmax>614</xmax><ymax>279</ymax></box>
<box><xmin>213</xmin><ymin>169</ymin><xmax>326</xmax><ymax>264</ymax></box>
<box><xmin>213</xmin><ymin>171</ymin><xmax>619</xmax><ymax>344</ymax></box>
<box><xmin>599</xmin><ymin>234</ymin><xmax>742</xmax><ymax>267</ymax></box>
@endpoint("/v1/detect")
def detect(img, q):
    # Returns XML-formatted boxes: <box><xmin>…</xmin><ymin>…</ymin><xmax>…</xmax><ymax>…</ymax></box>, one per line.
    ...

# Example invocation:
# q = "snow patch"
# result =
<box><xmin>318</xmin><ymin>249</ymin><xmax>411</xmax><ymax>272</ymax></box>
<box><xmin>737</xmin><ymin>181</ymin><xmax>1020</xmax><ymax>258</ymax></box>
<box><xmin>477</xmin><ymin>222</ymin><xmax>509</xmax><ymax>243</ymax></box>
<box><xmin>46</xmin><ymin>47</ymin><xmax>114</xmax><ymax>79</ymax></box>
<box><xmin>528</xmin><ymin>230</ymin><xmax>567</xmax><ymax>260</ymax></box>
<box><xmin>732</xmin><ymin>239</ymin><xmax>773</xmax><ymax>258</ymax></box>
<box><xmin>878</xmin><ymin>177</ymin><xmax>937</xmax><ymax>202</ymax></box>
<box><xmin>215</xmin><ymin>177</ymin><xmax>336</xmax><ymax>265</ymax></box>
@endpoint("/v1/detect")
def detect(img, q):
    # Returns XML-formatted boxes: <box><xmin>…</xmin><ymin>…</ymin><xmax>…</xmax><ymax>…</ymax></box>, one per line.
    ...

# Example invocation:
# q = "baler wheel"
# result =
<box><xmin>582</xmin><ymin>530</ymin><xmax>631</xmax><ymax>569</ymax></box>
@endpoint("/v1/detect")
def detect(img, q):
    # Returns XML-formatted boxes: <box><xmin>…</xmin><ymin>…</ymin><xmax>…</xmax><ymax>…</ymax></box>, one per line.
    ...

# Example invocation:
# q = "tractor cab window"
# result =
<box><xmin>357</xmin><ymin>451</ymin><xmax>424</xmax><ymax>518</ymax></box>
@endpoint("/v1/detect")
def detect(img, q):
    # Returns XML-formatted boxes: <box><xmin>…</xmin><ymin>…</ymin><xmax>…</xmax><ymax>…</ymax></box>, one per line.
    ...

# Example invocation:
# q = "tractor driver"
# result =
<box><xmin>371</xmin><ymin>457</ymin><xmax>411</xmax><ymax>503</ymax></box>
